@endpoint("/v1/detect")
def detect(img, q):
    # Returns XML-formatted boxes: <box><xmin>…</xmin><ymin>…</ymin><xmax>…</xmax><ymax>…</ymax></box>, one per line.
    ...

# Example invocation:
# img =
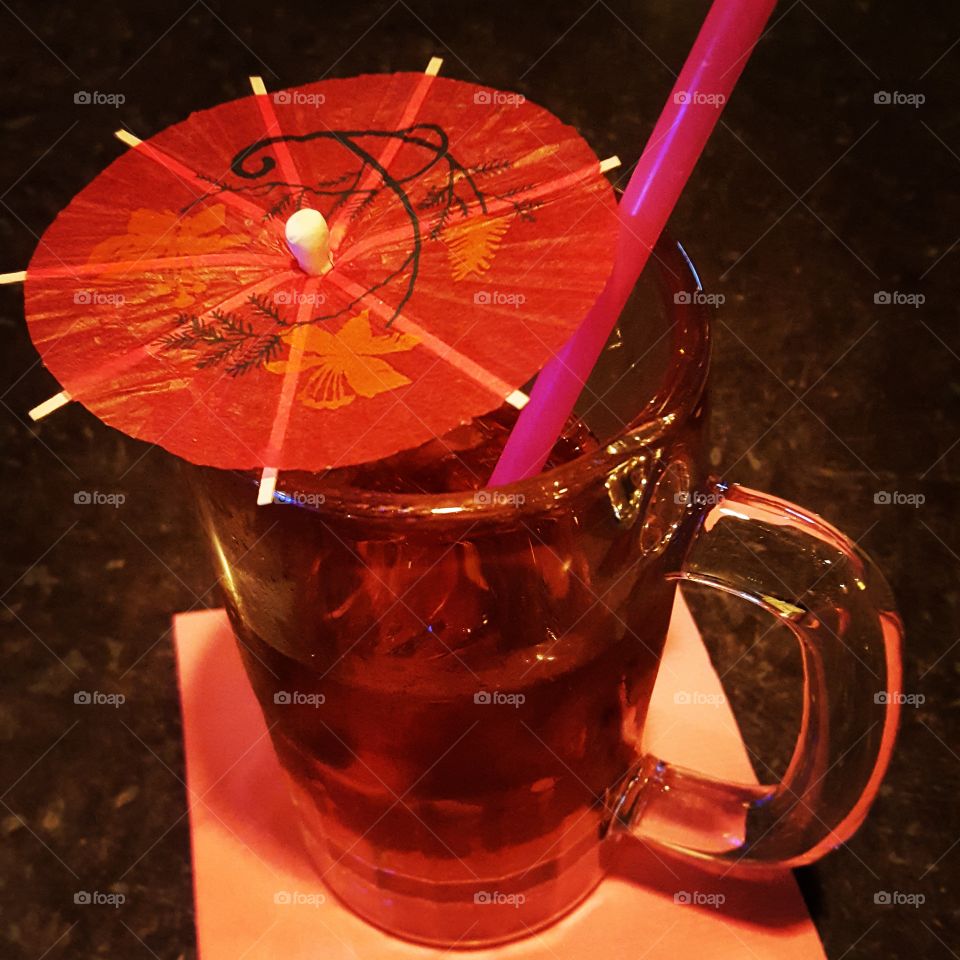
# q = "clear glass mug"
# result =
<box><xmin>187</xmin><ymin>239</ymin><xmax>903</xmax><ymax>947</ymax></box>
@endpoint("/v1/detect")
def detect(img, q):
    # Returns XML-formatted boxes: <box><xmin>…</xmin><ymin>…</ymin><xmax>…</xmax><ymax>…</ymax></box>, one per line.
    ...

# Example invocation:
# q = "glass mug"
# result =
<box><xmin>187</xmin><ymin>239</ymin><xmax>902</xmax><ymax>947</ymax></box>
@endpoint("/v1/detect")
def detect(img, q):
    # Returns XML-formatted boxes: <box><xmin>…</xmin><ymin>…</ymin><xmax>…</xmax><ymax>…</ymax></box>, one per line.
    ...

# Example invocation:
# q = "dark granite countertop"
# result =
<box><xmin>1</xmin><ymin>1</ymin><xmax>957</xmax><ymax>956</ymax></box>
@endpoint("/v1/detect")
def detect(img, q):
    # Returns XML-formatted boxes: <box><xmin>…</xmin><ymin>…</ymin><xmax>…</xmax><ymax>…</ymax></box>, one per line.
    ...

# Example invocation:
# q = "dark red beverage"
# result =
<box><xmin>189</xmin><ymin>405</ymin><xmax>692</xmax><ymax>944</ymax></box>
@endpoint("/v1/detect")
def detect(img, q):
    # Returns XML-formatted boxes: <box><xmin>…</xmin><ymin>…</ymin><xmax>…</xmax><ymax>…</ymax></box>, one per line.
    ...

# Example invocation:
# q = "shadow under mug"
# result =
<box><xmin>186</xmin><ymin>238</ymin><xmax>903</xmax><ymax>947</ymax></box>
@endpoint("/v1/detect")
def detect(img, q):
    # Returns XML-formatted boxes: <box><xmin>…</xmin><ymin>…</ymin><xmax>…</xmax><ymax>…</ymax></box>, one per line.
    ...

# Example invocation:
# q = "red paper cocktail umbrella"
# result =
<box><xmin>9</xmin><ymin>65</ymin><xmax>618</xmax><ymax>498</ymax></box>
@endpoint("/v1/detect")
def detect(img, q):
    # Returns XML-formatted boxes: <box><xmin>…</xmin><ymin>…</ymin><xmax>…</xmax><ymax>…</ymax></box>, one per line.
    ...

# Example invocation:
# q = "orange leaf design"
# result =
<box><xmin>87</xmin><ymin>205</ymin><xmax>246</xmax><ymax>262</ymax></box>
<box><xmin>443</xmin><ymin>214</ymin><xmax>511</xmax><ymax>281</ymax></box>
<box><xmin>264</xmin><ymin>311</ymin><xmax>418</xmax><ymax>410</ymax></box>
<box><xmin>86</xmin><ymin>205</ymin><xmax>248</xmax><ymax>307</ymax></box>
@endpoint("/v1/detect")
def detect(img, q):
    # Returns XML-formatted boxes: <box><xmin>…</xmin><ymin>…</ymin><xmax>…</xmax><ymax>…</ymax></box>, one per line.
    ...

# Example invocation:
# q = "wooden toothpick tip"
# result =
<box><xmin>0</xmin><ymin>270</ymin><xmax>27</xmax><ymax>284</ymax></box>
<box><xmin>249</xmin><ymin>76</ymin><xmax>267</xmax><ymax>96</ymax></box>
<box><xmin>115</xmin><ymin>129</ymin><xmax>142</xmax><ymax>148</ymax></box>
<box><xmin>425</xmin><ymin>57</ymin><xmax>443</xmax><ymax>76</ymax></box>
<box><xmin>599</xmin><ymin>155</ymin><xmax>622</xmax><ymax>173</ymax></box>
<box><xmin>257</xmin><ymin>467</ymin><xmax>278</xmax><ymax>506</ymax></box>
<box><xmin>29</xmin><ymin>390</ymin><xmax>72</xmax><ymax>421</ymax></box>
<box><xmin>506</xmin><ymin>390</ymin><xmax>529</xmax><ymax>410</ymax></box>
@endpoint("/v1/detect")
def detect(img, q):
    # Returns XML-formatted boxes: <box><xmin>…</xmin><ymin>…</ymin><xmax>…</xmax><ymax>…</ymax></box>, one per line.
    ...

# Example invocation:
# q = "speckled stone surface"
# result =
<box><xmin>0</xmin><ymin>1</ymin><xmax>957</xmax><ymax>957</ymax></box>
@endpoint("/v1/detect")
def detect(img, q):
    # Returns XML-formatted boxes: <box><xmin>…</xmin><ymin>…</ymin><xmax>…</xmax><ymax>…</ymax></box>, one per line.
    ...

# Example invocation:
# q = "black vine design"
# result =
<box><xmin>159</xmin><ymin>294</ymin><xmax>290</xmax><ymax>377</ymax></box>
<box><xmin>172</xmin><ymin>124</ymin><xmax>541</xmax><ymax>376</ymax></box>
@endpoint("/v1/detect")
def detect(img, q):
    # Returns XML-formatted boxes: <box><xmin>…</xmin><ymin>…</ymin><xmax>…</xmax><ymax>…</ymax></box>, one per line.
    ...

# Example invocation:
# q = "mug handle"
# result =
<box><xmin>610</xmin><ymin>482</ymin><xmax>903</xmax><ymax>868</ymax></box>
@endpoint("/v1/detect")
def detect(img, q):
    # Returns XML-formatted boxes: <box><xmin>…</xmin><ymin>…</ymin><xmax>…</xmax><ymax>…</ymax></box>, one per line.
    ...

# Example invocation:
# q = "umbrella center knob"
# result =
<box><xmin>285</xmin><ymin>208</ymin><xmax>333</xmax><ymax>276</ymax></box>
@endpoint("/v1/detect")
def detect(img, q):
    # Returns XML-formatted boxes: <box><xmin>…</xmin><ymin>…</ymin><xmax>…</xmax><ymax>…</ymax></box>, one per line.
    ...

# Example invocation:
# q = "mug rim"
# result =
<box><xmin>270</xmin><ymin>237</ymin><xmax>711</xmax><ymax>520</ymax></box>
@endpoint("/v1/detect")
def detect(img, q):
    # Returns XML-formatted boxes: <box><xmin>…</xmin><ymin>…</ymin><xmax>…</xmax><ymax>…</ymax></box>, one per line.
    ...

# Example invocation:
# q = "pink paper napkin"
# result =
<box><xmin>173</xmin><ymin>597</ymin><xmax>826</xmax><ymax>959</ymax></box>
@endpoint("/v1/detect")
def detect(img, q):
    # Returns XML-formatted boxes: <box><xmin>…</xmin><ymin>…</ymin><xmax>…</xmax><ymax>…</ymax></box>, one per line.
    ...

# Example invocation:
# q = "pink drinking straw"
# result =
<box><xmin>489</xmin><ymin>0</ymin><xmax>777</xmax><ymax>486</ymax></box>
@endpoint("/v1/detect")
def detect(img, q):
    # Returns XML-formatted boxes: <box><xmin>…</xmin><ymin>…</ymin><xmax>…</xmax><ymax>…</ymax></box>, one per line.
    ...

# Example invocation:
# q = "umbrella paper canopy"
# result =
<box><xmin>22</xmin><ymin>70</ymin><xmax>618</xmax><ymax>474</ymax></box>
